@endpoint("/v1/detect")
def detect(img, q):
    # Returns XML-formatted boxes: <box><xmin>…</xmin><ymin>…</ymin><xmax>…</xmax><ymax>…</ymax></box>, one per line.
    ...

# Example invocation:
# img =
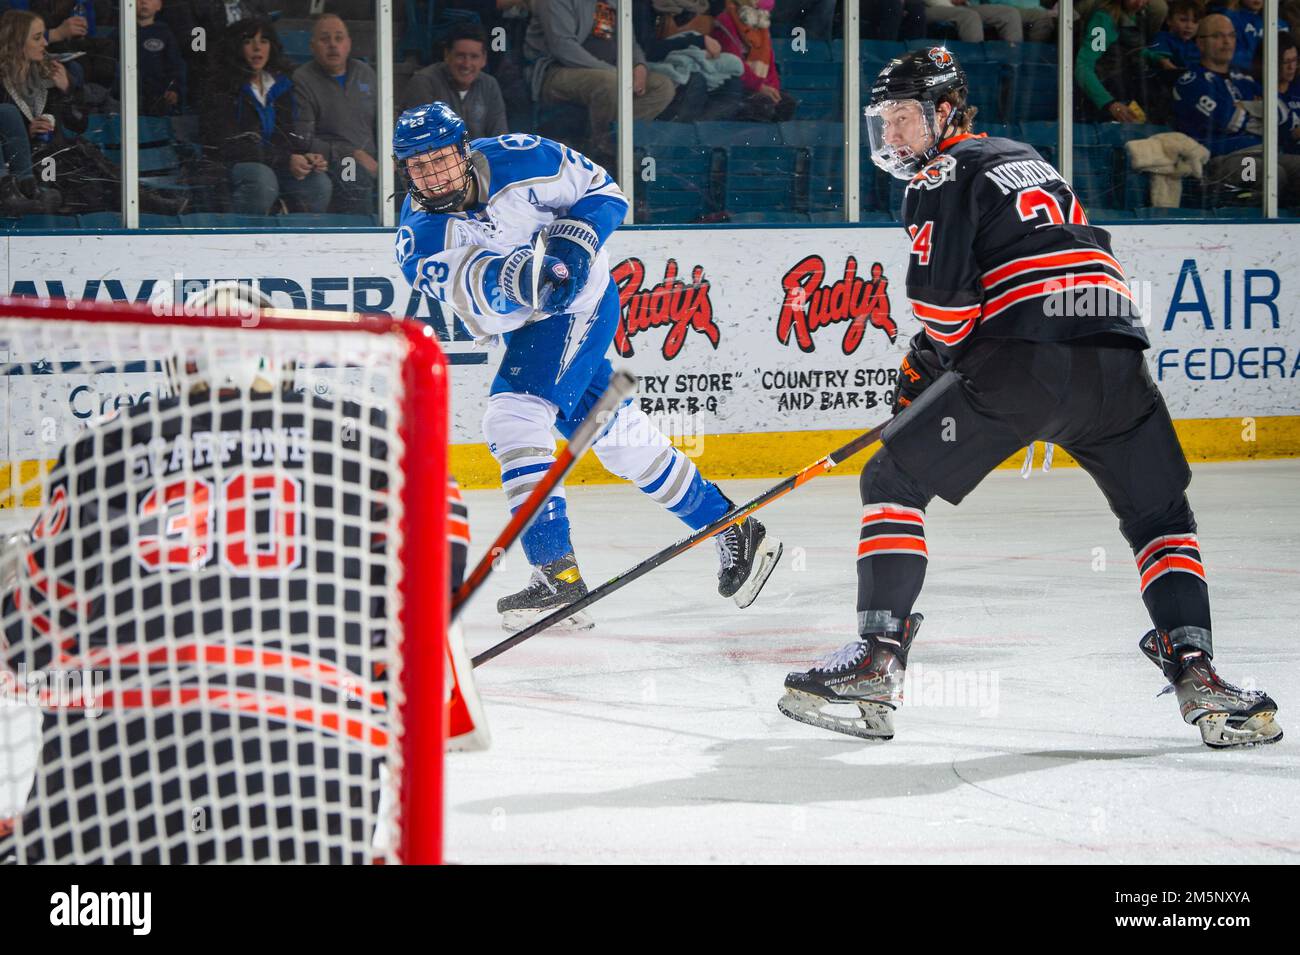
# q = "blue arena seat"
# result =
<box><xmin>695</xmin><ymin>122</ymin><xmax>783</xmax><ymax>147</ymax></box>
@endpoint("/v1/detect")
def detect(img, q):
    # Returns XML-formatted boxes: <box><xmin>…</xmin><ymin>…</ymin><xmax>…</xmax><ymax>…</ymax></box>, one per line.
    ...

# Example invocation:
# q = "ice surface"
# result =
<box><xmin>2</xmin><ymin>460</ymin><xmax>1295</xmax><ymax>862</ymax></box>
<box><xmin>448</xmin><ymin>460</ymin><xmax>1300</xmax><ymax>864</ymax></box>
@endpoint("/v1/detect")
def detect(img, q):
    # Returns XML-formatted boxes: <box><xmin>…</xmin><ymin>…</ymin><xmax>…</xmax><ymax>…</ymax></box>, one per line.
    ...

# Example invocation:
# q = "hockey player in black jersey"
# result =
<box><xmin>0</xmin><ymin>290</ymin><xmax>458</xmax><ymax>863</ymax></box>
<box><xmin>779</xmin><ymin>48</ymin><xmax>1281</xmax><ymax>749</ymax></box>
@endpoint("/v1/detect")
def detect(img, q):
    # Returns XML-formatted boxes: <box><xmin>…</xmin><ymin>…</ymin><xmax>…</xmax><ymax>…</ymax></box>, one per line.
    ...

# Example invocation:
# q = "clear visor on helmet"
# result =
<box><xmin>864</xmin><ymin>99</ymin><xmax>940</xmax><ymax>180</ymax></box>
<box><xmin>404</xmin><ymin>144</ymin><xmax>471</xmax><ymax>207</ymax></box>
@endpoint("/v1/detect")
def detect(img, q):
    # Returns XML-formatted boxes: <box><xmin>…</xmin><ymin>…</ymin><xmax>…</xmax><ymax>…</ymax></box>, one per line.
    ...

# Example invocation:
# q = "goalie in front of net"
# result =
<box><xmin>0</xmin><ymin>289</ymin><xmax>474</xmax><ymax>863</ymax></box>
<box><xmin>391</xmin><ymin>103</ymin><xmax>782</xmax><ymax>632</ymax></box>
<box><xmin>778</xmin><ymin>48</ymin><xmax>1281</xmax><ymax>749</ymax></box>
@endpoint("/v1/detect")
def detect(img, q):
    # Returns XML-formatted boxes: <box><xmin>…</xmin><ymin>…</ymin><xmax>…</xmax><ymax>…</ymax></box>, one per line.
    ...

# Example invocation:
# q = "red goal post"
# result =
<box><xmin>0</xmin><ymin>295</ymin><xmax>447</xmax><ymax>864</ymax></box>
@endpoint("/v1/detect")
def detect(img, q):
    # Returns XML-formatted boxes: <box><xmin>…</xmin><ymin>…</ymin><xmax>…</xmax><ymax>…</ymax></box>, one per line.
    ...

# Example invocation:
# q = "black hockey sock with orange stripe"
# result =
<box><xmin>1132</xmin><ymin>531</ymin><xmax>1212</xmax><ymax>637</ymax></box>
<box><xmin>857</xmin><ymin>449</ymin><xmax>933</xmax><ymax>631</ymax></box>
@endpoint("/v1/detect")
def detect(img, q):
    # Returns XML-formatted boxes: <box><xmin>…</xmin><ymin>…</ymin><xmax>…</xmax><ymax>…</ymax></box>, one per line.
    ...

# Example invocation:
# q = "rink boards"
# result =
<box><xmin>1</xmin><ymin>221</ymin><xmax>1297</xmax><ymax>494</ymax></box>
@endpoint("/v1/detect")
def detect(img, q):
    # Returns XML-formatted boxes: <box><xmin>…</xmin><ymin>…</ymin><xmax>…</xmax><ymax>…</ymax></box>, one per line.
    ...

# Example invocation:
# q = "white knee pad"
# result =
<box><xmin>482</xmin><ymin>393</ymin><xmax>562</xmax><ymax>512</ymax></box>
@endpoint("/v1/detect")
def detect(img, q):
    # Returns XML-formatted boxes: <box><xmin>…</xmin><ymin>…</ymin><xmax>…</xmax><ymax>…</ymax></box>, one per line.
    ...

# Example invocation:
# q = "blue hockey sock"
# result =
<box><xmin>638</xmin><ymin>449</ymin><xmax>731</xmax><ymax>531</ymax></box>
<box><xmin>520</xmin><ymin>495</ymin><xmax>575</xmax><ymax>566</ymax></box>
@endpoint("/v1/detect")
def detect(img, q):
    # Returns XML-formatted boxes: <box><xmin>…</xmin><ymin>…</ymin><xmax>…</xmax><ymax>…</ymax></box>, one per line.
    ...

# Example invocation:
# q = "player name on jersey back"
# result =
<box><xmin>129</xmin><ymin>426</ymin><xmax>309</xmax><ymax>478</ymax></box>
<box><xmin>981</xmin><ymin>158</ymin><xmax>1067</xmax><ymax>196</ymax></box>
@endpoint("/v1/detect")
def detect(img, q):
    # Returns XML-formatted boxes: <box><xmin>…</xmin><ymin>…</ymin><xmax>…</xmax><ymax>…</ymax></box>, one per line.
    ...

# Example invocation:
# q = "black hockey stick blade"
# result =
<box><xmin>470</xmin><ymin>417</ymin><xmax>891</xmax><ymax>667</ymax></box>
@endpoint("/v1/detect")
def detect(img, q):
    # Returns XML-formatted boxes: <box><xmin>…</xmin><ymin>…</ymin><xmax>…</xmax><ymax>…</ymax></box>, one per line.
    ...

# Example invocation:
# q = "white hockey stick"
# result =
<box><xmin>530</xmin><ymin>231</ymin><xmax>546</xmax><ymax>311</ymax></box>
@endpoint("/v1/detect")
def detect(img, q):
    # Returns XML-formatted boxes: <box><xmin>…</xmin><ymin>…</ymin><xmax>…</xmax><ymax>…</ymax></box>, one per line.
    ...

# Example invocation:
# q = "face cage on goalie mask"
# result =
<box><xmin>865</xmin><ymin>98</ymin><xmax>949</xmax><ymax>180</ymax></box>
<box><xmin>400</xmin><ymin>142</ymin><xmax>473</xmax><ymax>214</ymax></box>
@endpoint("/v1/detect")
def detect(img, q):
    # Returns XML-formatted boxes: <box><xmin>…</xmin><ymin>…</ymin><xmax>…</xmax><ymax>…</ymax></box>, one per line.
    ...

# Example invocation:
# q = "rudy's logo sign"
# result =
<box><xmin>49</xmin><ymin>885</ymin><xmax>152</xmax><ymax>935</ymax></box>
<box><xmin>777</xmin><ymin>256</ymin><xmax>897</xmax><ymax>355</ymax></box>
<box><xmin>613</xmin><ymin>258</ymin><xmax>720</xmax><ymax>360</ymax></box>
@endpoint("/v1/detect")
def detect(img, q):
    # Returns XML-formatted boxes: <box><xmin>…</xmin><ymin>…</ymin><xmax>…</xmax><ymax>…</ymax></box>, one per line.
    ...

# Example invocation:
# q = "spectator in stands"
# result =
<box><xmin>1210</xmin><ymin>0</ymin><xmax>1262</xmax><ymax>74</ymax></box>
<box><xmin>293</xmin><ymin>14</ymin><xmax>378</xmax><ymax>216</ymax></box>
<box><xmin>862</xmin><ymin>0</ymin><xmax>927</xmax><ymax>41</ymax></box>
<box><xmin>2</xmin><ymin>7</ymin><xmax>190</xmax><ymax>215</ymax></box>
<box><xmin>185</xmin><ymin>0</ymin><xmax>274</xmax><ymax>103</ymax></box>
<box><xmin>1076</xmin><ymin>0</ymin><xmax>1163</xmax><ymax>123</ymax></box>
<box><xmin>0</xmin><ymin>8</ymin><xmax>72</xmax><ymax>214</ymax></box>
<box><xmin>634</xmin><ymin>0</ymin><xmax>748</xmax><ymax>123</ymax></box>
<box><xmin>438</xmin><ymin>1</ymin><xmax>533</xmax><ymax>131</ymax></box>
<box><xmin>1</xmin><ymin>99</ymin><xmax>55</xmax><ymax>214</ymax></box>
<box><xmin>713</xmin><ymin>0</ymin><xmax>796</xmax><ymax>122</ymax></box>
<box><xmin>922</xmin><ymin>0</ymin><xmax>1026</xmax><ymax>43</ymax></box>
<box><xmin>1149</xmin><ymin>0</ymin><xmax>1202</xmax><ymax>73</ymax></box>
<box><xmin>400</xmin><ymin>22</ymin><xmax>507</xmax><ymax>137</ymax></box>
<box><xmin>137</xmin><ymin>0</ymin><xmax>186</xmax><ymax>116</ymax></box>
<box><xmin>1077</xmin><ymin>0</ymin><xmax>1168</xmax><ymax>42</ymax></box>
<box><xmin>31</xmin><ymin>0</ymin><xmax>115</xmax><ymax>89</ymax></box>
<box><xmin>1000</xmin><ymin>0</ymin><xmax>1057</xmax><ymax>42</ymax></box>
<box><xmin>523</xmin><ymin>0</ymin><xmax>677</xmax><ymax>165</ymax></box>
<box><xmin>1253</xmin><ymin>30</ymin><xmax>1300</xmax><ymax>154</ymax></box>
<box><xmin>1172</xmin><ymin>12</ymin><xmax>1300</xmax><ymax>203</ymax></box>
<box><xmin>770</xmin><ymin>0</ymin><xmax>835</xmax><ymax>41</ymax></box>
<box><xmin>200</xmin><ymin>17</ymin><xmax>330</xmax><ymax>216</ymax></box>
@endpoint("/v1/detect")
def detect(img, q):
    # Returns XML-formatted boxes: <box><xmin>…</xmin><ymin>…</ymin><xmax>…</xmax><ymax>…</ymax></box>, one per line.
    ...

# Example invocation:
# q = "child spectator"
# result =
<box><xmin>712</xmin><ymin>0</ymin><xmax>795</xmax><ymax>122</ymax></box>
<box><xmin>1149</xmin><ymin>0</ymin><xmax>1202</xmax><ymax>73</ymax></box>
<box><xmin>137</xmin><ymin>0</ymin><xmax>186</xmax><ymax>115</ymax></box>
<box><xmin>400</xmin><ymin>21</ymin><xmax>507</xmax><ymax>138</ymax></box>
<box><xmin>200</xmin><ymin>16</ymin><xmax>331</xmax><ymax>216</ymax></box>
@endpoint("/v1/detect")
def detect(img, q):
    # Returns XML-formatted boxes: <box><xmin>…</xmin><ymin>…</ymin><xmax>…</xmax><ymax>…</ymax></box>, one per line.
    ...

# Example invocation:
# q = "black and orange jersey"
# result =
<box><xmin>899</xmin><ymin>133</ymin><xmax>1149</xmax><ymax>364</ymax></box>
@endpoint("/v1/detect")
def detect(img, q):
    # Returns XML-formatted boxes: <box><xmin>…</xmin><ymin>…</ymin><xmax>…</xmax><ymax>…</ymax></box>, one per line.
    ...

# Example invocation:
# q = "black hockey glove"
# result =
<box><xmin>893</xmin><ymin>332</ymin><xmax>944</xmax><ymax>414</ymax></box>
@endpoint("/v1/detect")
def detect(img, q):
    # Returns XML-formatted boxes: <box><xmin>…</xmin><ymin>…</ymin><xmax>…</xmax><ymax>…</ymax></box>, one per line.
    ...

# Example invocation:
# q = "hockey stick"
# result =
<box><xmin>451</xmin><ymin>368</ymin><xmax>638</xmax><ymax>621</ymax></box>
<box><xmin>530</xmin><ymin>231</ymin><xmax>546</xmax><ymax>311</ymax></box>
<box><xmin>471</xmin><ymin>418</ymin><xmax>892</xmax><ymax>667</ymax></box>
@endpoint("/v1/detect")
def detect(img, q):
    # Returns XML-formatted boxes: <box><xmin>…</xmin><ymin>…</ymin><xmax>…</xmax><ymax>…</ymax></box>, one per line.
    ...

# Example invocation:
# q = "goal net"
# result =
<box><xmin>0</xmin><ymin>295</ymin><xmax>447</xmax><ymax>864</ymax></box>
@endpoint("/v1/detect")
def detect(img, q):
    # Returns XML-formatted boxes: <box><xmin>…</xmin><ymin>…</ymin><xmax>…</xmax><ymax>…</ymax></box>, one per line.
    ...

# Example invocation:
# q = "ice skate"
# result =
<box><xmin>1140</xmin><ymin>628</ymin><xmax>1282</xmax><ymax>748</ymax></box>
<box><xmin>715</xmin><ymin>515</ymin><xmax>782</xmax><ymax>609</ymax></box>
<box><xmin>779</xmin><ymin>614</ymin><xmax>922</xmax><ymax>740</ymax></box>
<box><xmin>497</xmin><ymin>553</ymin><xmax>595</xmax><ymax>633</ymax></box>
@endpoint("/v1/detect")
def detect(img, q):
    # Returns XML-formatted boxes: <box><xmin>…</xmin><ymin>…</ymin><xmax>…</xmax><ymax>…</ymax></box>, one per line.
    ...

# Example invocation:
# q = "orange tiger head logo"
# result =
<box><xmin>928</xmin><ymin>47</ymin><xmax>954</xmax><ymax>69</ymax></box>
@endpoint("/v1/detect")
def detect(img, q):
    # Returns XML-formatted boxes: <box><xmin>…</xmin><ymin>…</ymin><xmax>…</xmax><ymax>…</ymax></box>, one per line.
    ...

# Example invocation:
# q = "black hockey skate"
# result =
<box><xmin>715</xmin><ymin>515</ymin><xmax>783</xmax><ymax>609</ymax></box>
<box><xmin>778</xmin><ymin>614</ymin><xmax>922</xmax><ymax>740</ymax></box>
<box><xmin>1140</xmin><ymin>627</ymin><xmax>1282</xmax><ymax>748</ymax></box>
<box><xmin>497</xmin><ymin>553</ymin><xmax>595</xmax><ymax>633</ymax></box>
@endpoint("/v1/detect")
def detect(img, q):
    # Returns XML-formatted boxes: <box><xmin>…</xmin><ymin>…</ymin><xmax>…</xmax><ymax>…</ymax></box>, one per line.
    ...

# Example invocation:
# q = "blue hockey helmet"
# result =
<box><xmin>393</xmin><ymin>102</ymin><xmax>473</xmax><ymax>212</ymax></box>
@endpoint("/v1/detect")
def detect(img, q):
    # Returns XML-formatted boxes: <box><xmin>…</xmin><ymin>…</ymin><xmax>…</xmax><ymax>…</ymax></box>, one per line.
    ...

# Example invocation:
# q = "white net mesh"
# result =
<box><xmin>0</xmin><ymin>308</ymin><xmax>442</xmax><ymax>864</ymax></box>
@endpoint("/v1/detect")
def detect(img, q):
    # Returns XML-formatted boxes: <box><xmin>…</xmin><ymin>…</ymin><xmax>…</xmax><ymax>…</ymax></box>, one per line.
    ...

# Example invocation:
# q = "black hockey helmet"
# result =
<box><xmin>864</xmin><ymin>47</ymin><xmax>970</xmax><ymax>179</ymax></box>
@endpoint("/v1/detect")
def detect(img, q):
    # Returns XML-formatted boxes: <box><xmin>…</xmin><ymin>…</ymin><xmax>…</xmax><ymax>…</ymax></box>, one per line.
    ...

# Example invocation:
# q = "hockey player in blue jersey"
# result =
<box><xmin>391</xmin><ymin>102</ymin><xmax>782</xmax><ymax>631</ymax></box>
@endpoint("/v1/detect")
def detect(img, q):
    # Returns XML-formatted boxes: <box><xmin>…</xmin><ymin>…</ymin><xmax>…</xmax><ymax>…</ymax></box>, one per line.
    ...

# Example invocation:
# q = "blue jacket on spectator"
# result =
<box><xmin>138</xmin><ymin>20</ymin><xmax>187</xmax><ymax>114</ymax></box>
<box><xmin>1149</xmin><ymin>29</ymin><xmax>1200</xmax><ymax>70</ymax></box>
<box><xmin>1171</xmin><ymin>66</ymin><xmax>1261</xmax><ymax>156</ymax></box>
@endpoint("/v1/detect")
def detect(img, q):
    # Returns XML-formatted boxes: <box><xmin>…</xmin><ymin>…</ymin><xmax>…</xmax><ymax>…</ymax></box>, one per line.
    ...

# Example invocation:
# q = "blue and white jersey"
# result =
<box><xmin>1171</xmin><ymin>67</ymin><xmax>1262</xmax><ymax>155</ymax></box>
<box><xmin>1284</xmin><ymin>80</ymin><xmax>1300</xmax><ymax>154</ymax></box>
<box><xmin>394</xmin><ymin>133</ymin><xmax>628</xmax><ymax>339</ymax></box>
